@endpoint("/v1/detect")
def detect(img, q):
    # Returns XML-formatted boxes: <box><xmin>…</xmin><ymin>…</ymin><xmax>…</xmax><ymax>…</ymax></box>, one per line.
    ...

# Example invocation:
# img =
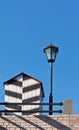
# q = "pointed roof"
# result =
<box><xmin>3</xmin><ymin>72</ymin><xmax>44</xmax><ymax>97</ymax></box>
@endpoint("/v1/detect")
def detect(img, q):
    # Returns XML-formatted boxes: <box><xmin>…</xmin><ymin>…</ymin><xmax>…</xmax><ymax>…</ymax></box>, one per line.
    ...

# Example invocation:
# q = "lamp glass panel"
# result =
<box><xmin>52</xmin><ymin>50</ymin><xmax>56</xmax><ymax>61</ymax></box>
<box><xmin>45</xmin><ymin>48</ymin><xmax>51</xmax><ymax>61</ymax></box>
<box><xmin>51</xmin><ymin>48</ymin><xmax>57</xmax><ymax>61</ymax></box>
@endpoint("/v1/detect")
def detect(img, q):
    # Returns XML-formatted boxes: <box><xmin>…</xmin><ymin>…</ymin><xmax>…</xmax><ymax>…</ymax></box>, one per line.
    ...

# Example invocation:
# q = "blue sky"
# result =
<box><xmin>0</xmin><ymin>0</ymin><xmax>79</xmax><ymax>114</ymax></box>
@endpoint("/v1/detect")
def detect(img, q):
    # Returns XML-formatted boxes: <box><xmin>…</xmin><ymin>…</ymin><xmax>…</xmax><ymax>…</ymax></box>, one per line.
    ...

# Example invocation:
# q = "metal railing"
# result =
<box><xmin>0</xmin><ymin>102</ymin><xmax>63</xmax><ymax>114</ymax></box>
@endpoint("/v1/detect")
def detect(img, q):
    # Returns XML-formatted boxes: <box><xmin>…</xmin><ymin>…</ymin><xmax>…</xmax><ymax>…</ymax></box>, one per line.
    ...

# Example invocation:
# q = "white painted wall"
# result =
<box><xmin>5</xmin><ymin>84</ymin><xmax>22</xmax><ymax>93</ymax></box>
<box><xmin>22</xmin><ymin>89</ymin><xmax>40</xmax><ymax>100</ymax></box>
<box><xmin>23</xmin><ymin>78</ymin><xmax>39</xmax><ymax>87</ymax></box>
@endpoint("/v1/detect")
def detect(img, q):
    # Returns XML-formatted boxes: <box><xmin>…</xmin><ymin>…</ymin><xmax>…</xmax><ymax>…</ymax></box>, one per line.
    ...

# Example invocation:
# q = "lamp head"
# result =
<box><xmin>44</xmin><ymin>43</ymin><xmax>58</xmax><ymax>62</ymax></box>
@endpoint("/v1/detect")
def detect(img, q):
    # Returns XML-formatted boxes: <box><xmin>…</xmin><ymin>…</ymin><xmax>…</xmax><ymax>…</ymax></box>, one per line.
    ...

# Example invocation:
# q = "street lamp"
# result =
<box><xmin>44</xmin><ymin>43</ymin><xmax>58</xmax><ymax>115</ymax></box>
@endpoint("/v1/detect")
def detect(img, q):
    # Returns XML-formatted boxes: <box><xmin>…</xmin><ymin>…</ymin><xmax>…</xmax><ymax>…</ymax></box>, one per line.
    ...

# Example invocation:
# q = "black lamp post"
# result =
<box><xmin>44</xmin><ymin>43</ymin><xmax>58</xmax><ymax>115</ymax></box>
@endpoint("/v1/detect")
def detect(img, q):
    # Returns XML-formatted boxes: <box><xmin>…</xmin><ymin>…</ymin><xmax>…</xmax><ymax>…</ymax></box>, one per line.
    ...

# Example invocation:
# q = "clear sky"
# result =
<box><xmin>0</xmin><ymin>0</ymin><xmax>79</xmax><ymax>114</ymax></box>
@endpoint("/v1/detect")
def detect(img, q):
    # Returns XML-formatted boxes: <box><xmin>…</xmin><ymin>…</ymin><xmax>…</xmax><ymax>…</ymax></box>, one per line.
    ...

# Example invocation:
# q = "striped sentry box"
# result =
<box><xmin>3</xmin><ymin>72</ymin><xmax>44</xmax><ymax>115</ymax></box>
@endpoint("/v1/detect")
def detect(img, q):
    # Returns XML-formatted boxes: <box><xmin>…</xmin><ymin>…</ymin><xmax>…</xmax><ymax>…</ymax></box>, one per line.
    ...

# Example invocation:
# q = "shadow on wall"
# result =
<box><xmin>35</xmin><ymin>115</ymin><xmax>72</xmax><ymax>130</ymax></box>
<box><xmin>0</xmin><ymin>115</ymin><xmax>72</xmax><ymax>130</ymax></box>
<box><xmin>0</xmin><ymin>115</ymin><xmax>44</xmax><ymax>130</ymax></box>
<box><xmin>0</xmin><ymin>116</ymin><xmax>26</xmax><ymax>130</ymax></box>
<box><xmin>0</xmin><ymin>125</ymin><xmax>7</xmax><ymax>130</ymax></box>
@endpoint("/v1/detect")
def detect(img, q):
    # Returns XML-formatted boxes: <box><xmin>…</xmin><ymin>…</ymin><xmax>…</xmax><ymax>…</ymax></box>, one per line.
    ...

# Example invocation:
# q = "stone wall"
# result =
<box><xmin>0</xmin><ymin>115</ymin><xmax>79</xmax><ymax>130</ymax></box>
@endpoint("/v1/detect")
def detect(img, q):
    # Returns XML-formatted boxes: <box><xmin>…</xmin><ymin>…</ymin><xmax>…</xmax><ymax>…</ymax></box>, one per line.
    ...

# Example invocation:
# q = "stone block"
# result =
<box><xmin>63</xmin><ymin>100</ymin><xmax>73</xmax><ymax>114</ymax></box>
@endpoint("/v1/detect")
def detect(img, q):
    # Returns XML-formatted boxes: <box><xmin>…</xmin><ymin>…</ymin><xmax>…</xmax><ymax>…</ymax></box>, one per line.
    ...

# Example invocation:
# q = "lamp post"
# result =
<box><xmin>44</xmin><ymin>43</ymin><xmax>58</xmax><ymax>115</ymax></box>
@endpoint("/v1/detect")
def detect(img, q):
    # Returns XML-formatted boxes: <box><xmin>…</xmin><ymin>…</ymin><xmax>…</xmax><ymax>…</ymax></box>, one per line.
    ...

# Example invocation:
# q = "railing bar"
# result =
<box><xmin>0</xmin><ymin>102</ymin><xmax>63</xmax><ymax>106</ymax></box>
<box><xmin>0</xmin><ymin>110</ymin><xmax>62</xmax><ymax>113</ymax></box>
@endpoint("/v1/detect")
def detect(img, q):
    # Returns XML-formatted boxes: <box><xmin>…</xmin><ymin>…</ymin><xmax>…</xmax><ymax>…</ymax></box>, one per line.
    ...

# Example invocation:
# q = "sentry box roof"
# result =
<box><xmin>3</xmin><ymin>72</ymin><xmax>44</xmax><ymax>97</ymax></box>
